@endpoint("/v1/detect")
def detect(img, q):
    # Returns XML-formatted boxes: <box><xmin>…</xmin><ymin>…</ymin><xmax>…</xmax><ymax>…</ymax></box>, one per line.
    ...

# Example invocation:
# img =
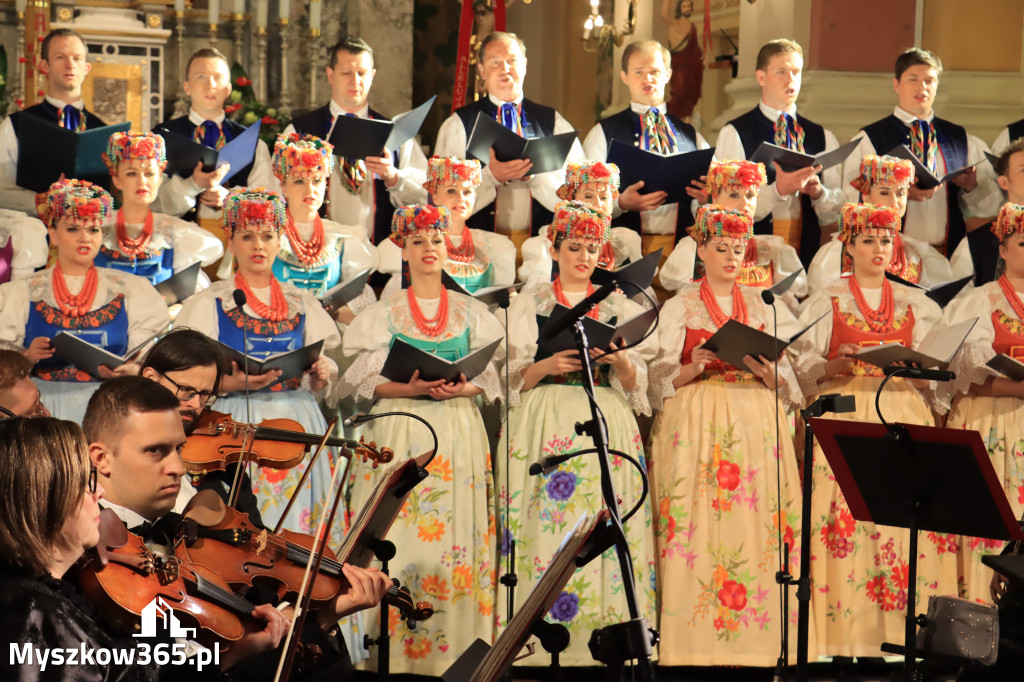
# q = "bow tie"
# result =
<box><xmin>130</xmin><ymin>514</ymin><xmax>182</xmax><ymax>546</ymax></box>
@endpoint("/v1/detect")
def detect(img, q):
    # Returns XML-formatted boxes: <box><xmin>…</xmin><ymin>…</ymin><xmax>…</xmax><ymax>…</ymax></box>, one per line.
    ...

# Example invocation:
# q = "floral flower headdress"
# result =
<box><xmin>690</xmin><ymin>204</ymin><xmax>753</xmax><ymax>244</ymax></box>
<box><xmin>423</xmin><ymin>156</ymin><xmax>482</xmax><ymax>195</ymax></box>
<box><xmin>102</xmin><ymin>132</ymin><xmax>168</xmax><ymax>173</ymax></box>
<box><xmin>705</xmin><ymin>160</ymin><xmax>767</xmax><ymax>198</ymax></box>
<box><xmin>36</xmin><ymin>179</ymin><xmax>114</xmax><ymax>229</ymax></box>
<box><xmin>548</xmin><ymin>200</ymin><xmax>612</xmax><ymax>245</ymax></box>
<box><xmin>390</xmin><ymin>204</ymin><xmax>451</xmax><ymax>247</ymax></box>
<box><xmin>836</xmin><ymin>202</ymin><xmax>902</xmax><ymax>244</ymax></box>
<box><xmin>221</xmin><ymin>188</ymin><xmax>288</xmax><ymax>237</ymax></box>
<box><xmin>992</xmin><ymin>202</ymin><xmax>1024</xmax><ymax>243</ymax></box>
<box><xmin>271</xmin><ymin>133</ymin><xmax>335</xmax><ymax>182</ymax></box>
<box><xmin>849</xmin><ymin>155</ymin><xmax>915</xmax><ymax>194</ymax></box>
<box><xmin>555</xmin><ymin>161</ymin><xmax>621</xmax><ymax>201</ymax></box>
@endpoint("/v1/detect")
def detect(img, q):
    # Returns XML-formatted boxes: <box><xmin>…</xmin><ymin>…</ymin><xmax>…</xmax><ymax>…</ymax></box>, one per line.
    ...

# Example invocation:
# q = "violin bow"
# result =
<box><xmin>270</xmin><ymin>419</ymin><xmax>341</xmax><ymax>536</ymax></box>
<box><xmin>273</xmin><ymin>417</ymin><xmax>344</xmax><ymax>682</ymax></box>
<box><xmin>226</xmin><ymin>423</ymin><xmax>258</xmax><ymax>509</ymax></box>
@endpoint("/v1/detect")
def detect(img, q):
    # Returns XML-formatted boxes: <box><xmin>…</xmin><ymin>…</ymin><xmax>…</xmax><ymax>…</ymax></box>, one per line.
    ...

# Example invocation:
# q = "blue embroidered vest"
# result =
<box><xmin>27</xmin><ymin>295</ymin><xmax>128</xmax><ymax>382</ymax></box>
<box><xmin>272</xmin><ymin>235</ymin><xmax>344</xmax><ymax>297</ymax></box>
<box><xmin>215</xmin><ymin>299</ymin><xmax>305</xmax><ymax>391</ymax></box>
<box><xmin>392</xmin><ymin>329</ymin><xmax>470</xmax><ymax>362</ymax></box>
<box><xmin>94</xmin><ymin>246</ymin><xmax>175</xmax><ymax>285</ymax></box>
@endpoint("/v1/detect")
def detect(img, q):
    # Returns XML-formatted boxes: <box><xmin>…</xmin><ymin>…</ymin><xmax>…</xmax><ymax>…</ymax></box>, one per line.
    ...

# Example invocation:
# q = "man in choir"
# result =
<box><xmin>0</xmin><ymin>28</ymin><xmax>106</xmax><ymax>213</ymax></box>
<box><xmin>582</xmin><ymin>39</ymin><xmax>710</xmax><ymax>263</ymax></box>
<box><xmin>284</xmin><ymin>36</ymin><xmax>429</xmax><ymax>246</ymax></box>
<box><xmin>716</xmin><ymin>38</ymin><xmax>845</xmax><ymax>267</ymax></box>
<box><xmin>842</xmin><ymin>47</ymin><xmax>1001</xmax><ymax>258</ymax></box>
<box><xmin>151</xmin><ymin>47</ymin><xmax>275</xmax><ymax>241</ymax></box>
<box><xmin>0</xmin><ymin>349</ymin><xmax>49</xmax><ymax>418</ymax></box>
<box><xmin>435</xmin><ymin>31</ymin><xmax>583</xmax><ymax>255</ymax></box>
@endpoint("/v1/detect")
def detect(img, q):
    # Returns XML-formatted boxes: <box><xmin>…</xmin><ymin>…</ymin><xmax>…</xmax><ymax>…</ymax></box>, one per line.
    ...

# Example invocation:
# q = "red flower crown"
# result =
<box><xmin>390</xmin><ymin>204</ymin><xmax>451</xmax><ymax>246</ymax></box>
<box><xmin>836</xmin><ymin>202</ymin><xmax>902</xmax><ymax>244</ymax></box>
<box><xmin>992</xmin><ymin>202</ymin><xmax>1024</xmax><ymax>243</ymax></box>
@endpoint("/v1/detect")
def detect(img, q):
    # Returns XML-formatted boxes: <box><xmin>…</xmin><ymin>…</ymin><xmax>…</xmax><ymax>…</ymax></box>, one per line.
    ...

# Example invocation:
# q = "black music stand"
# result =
<box><xmin>809</xmin><ymin>418</ymin><xmax>1024</xmax><ymax>682</ymax></box>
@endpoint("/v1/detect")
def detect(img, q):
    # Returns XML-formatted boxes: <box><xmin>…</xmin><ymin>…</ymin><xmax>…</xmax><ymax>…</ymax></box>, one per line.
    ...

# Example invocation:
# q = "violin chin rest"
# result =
<box><xmin>183</xmin><ymin>488</ymin><xmax>229</xmax><ymax>526</ymax></box>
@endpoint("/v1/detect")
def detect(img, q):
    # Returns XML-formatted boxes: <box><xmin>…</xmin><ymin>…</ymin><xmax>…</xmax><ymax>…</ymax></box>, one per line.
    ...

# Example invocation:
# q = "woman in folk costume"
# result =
<box><xmin>171</xmin><ymin>189</ymin><xmax>364</xmax><ymax>658</ymax></box>
<box><xmin>789</xmin><ymin>202</ymin><xmax>958</xmax><ymax>656</ymax></box>
<box><xmin>269</xmin><ymin>132</ymin><xmax>377</xmax><ymax>321</ymax></box>
<box><xmin>659</xmin><ymin>160</ymin><xmax>807</xmax><ymax>310</ymax></box>
<box><xmin>647</xmin><ymin>204</ymin><xmax>806</xmax><ymax>666</ymax></box>
<box><xmin>808</xmin><ymin>154</ymin><xmax>954</xmax><ymax>291</ymax></box>
<box><xmin>341</xmin><ymin>204</ymin><xmax>504</xmax><ymax>675</ymax></box>
<box><xmin>0</xmin><ymin>180</ymin><xmax>169</xmax><ymax>423</ymax></box>
<box><xmin>937</xmin><ymin>202</ymin><xmax>1024</xmax><ymax>601</ymax></box>
<box><xmin>97</xmin><ymin>132</ymin><xmax>223</xmax><ymax>289</ymax></box>
<box><xmin>379</xmin><ymin>157</ymin><xmax>515</xmax><ymax>293</ymax></box>
<box><xmin>496</xmin><ymin>200</ymin><xmax>657</xmax><ymax>666</ymax></box>
<box><xmin>518</xmin><ymin>161</ymin><xmax>643</xmax><ymax>284</ymax></box>
<box><xmin>0</xmin><ymin>207</ymin><xmax>48</xmax><ymax>284</ymax></box>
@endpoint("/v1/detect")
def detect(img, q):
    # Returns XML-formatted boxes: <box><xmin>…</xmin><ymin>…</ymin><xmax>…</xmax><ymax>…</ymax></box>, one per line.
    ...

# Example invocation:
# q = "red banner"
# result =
<box><xmin>451</xmin><ymin>1</ymin><xmax>507</xmax><ymax>113</ymax></box>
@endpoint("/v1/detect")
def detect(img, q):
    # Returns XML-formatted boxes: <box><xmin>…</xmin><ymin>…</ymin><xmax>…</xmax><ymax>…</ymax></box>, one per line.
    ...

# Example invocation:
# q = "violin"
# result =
<box><xmin>176</xmin><ymin>490</ymin><xmax>433</xmax><ymax>624</ymax></box>
<box><xmin>76</xmin><ymin>510</ymin><xmax>261</xmax><ymax>649</ymax></box>
<box><xmin>181</xmin><ymin>410</ymin><xmax>394</xmax><ymax>474</ymax></box>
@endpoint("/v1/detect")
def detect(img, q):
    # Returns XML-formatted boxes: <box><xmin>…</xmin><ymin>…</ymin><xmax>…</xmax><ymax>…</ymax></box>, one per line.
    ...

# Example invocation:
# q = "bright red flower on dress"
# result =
<box><xmin>865</xmin><ymin>575</ymin><xmax>887</xmax><ymax>604</ymax></box>
<box><xmin>718</xmin><ymin>579</ymin><xmax>747</xmax><ymax>611</ymax></box>
<box><xmin>716</xmin><ymin>460</ymin><xmax>741</xmax><ymax>491</ymax></box>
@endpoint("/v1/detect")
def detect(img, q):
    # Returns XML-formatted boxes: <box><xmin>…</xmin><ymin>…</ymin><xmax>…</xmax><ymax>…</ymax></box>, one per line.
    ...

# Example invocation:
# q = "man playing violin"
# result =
<box><xmin>83</xmin><ymin>376</ymin><xmax>392</xmax><ymax>681</ymax></box>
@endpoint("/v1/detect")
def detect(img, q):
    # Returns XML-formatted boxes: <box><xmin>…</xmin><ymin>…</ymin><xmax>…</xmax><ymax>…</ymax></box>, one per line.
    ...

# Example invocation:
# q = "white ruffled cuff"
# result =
<box><xmin>471</xmin><ymin>362</ymin><xmax>504</xmax><ymax>405</ymax></box>
<box><xmin>935</xmin><ymin>342</ymin><xmax>996</xmax><ymax>414</ymax></box>
<box><xmin>347</xmin><ymin>285</ymin><xmax>376</xmax><ymax>316</ymax></box>
<box><xmin>343</xmin><ymin>348</ymin><xmax>390</xmax><ymax>402</ymax></box>
<box><xmin>609</xmin><ymin>350</ymin><xmax>651</xmax><ymax>416</ymax></box>
<box><xmin>793</xmin><ymin>354</ymin><xmax>827</xmax><ymax>400</ymax></box>
<box><xmin>647</xmin><ymin>359</ymin><xmax>681</xmax><ymax>412</ymax></box>
<box><xmin>505</xmin><ymin>359</ymin><xmax>532</xmax><ymax>408</ymax></box>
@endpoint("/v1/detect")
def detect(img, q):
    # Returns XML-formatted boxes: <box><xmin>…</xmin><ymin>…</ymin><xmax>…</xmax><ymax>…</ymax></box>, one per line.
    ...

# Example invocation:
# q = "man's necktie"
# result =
<box><xmin>338</xmin><ymin>114</ymin><xmax>368</xmax><ymax>196</ymax></box>
<box><xmin>910</xmin><ymin>119</ymin><xmax>937</xmax><ymax>173</ymax></box>
<box><xmin>60</xmin><ymin>104</ymin><xmax>84</xmax><ymax>132</ymax></box>
<box><xmin>773</xmin><ymin>112</ymin><xmax>805</xmax><ymax>152</ymax></box>
<box><xmin>193</xmin><ymin>120</ymin><xmax>226</xmax><ymax>150</ymax></box>
<box><xmin>642</xmin><ymin>108</ymin><xmax>678</xmax><ymax>154</ymax></box>
<box><xmin>497</xmin><ymin>102</ymin><xmax>523</xmax><ymax>137</ymax></box>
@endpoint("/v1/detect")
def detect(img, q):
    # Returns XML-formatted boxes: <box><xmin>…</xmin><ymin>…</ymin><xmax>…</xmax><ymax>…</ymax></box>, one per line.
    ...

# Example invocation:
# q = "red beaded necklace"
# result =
<box><xmin>407</xmin><ymin>286</ymin><xmax>449</xmax><ymax>337</ymax></box>
<box><xmin>848</xmin><ymin>275</ymin><xmax>895</xmax><ymax>333</ymax></box>
<box><xmin>699</xmin><ymin>278</ymin><xmax>748</xmax><ymax>327</ymax></box>
<box><xmin>115</xmin><ymin>209</ymin><xmax>154</xmax><ymax>258</ymax></box>
<box><xmin>445</xmin><ymin>227</ymin><xmax>475</xmax><ymax>263</ymax></box>
<box><xmin>284</xmin><ymin>212</ymin><xmax>326</xmax><ymax>265</ymax></box>
<box><xmin>998</xmin><ymin>275</ymin><xmax>1024</xmax><ymax>320</ymax></box>
<box><xmin>888</xmin><ymin>234</ymin><xmax>909</xmax><ymax>279</ymax></box>
<box><xmin>234</xmin><ymin>273</ymin><xmax>289</xmax><ymax>322</ymax></box>
<box><xmin>52</xmin><ymin>263</ymin><xmax>99</xmax><ymax>317</ymax></box>
<box><xmin>552</xmin><ymin>275</ymin><xmax>599</xmax><ymax>319</ymax></box>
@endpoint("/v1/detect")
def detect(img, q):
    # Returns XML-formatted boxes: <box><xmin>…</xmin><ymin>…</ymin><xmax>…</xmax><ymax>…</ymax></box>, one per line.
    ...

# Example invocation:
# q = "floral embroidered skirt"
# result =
<box><xmin>345</xmin><ymin>395</ymin><xmax>496</xmax><ymax>676</ymax></box>
<box><xmin>946</xmin><ymin>393</ymin><xmax>1024</xmax><ymax>601</ymax></box>
<box><xmin>214</xmin><ymin>390</ymin><xmax>364</xmax><ymax>662</ymax></box>
<box><xmin>805</xmin><ymin>375</ymin><xmax>958</xmax><ymax>656</ymax></box>
<box><xmin>495</xmin><ymin>383</ymin><xmax>656</xmax><ymax>667</ymax></box>
<box><xmin>648</xmin><ymin>378</ymin><xmax>807</xmax><ymax>666</ymax></box>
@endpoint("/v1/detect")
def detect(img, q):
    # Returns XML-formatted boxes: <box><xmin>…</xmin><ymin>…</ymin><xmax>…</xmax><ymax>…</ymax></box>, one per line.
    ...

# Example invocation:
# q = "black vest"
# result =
<box><xmin>454</xmin><ymin>98</ymin><xmax>557</xmax><ymax>236</ymax></box>
<box><xmin>598</xmin><ymin>107</ymin><xmax>698</xmax><ymax>238</ymax></box>
<box><xmin>154</xmin><ymin>116</ymin><xmax>255</xmax><ymax>188</ymax></box>
<box><xmin>1007</xmin><ymin>118</ymin><xmax>1024</xmax><ymax>146</ymax></box>
<box><xmin>966</xmin><ymin>221</ymin><xmax>1002</xmax><ymax>286</ymax></box>
<box><xmin>726</xmin><ymin>107</ymin><xmax>827</xmax><ymax>268</ymax></box>
<box><xmin>861</xmin><ymin>114</ymin><xmax>969</xmax><ymax>256</ymax></box>
<box><xmin>290</xmin><ymin>104</ymin><xmax>400</xmax><ymax>246</ymax></box>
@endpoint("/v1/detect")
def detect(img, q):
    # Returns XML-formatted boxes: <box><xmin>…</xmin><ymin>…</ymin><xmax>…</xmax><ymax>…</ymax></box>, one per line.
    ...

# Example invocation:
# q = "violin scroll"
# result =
<box><xmin>385</xmin><ymin>579</ymin><xmax>434</xmax><ymax>626</ymax></box>
<box><xmin>354</xmin><ymin>437</ymin><xmax>394</xmax><ymax>469</ymax></box>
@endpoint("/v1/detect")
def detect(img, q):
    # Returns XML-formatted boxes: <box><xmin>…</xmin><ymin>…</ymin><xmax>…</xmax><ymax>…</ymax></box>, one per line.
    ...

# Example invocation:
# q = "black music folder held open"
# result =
<box><xmin>319</xmin><ymin>268</ymin><xmax>372</xmax><ymax>311</ymax></box>
<box><xmin>607</xmin><ymin>141</ymin><xmax>715</xmax><ymax>205</ymax></box>
<box><xmin>539</xmin><ymin>303</ymin><xmax>659</xmax><ymax>355</ymax></box>
<box><xmin>702</xmin><ymin>312</ymin><xmax>827</xmax><ymax>370</ymax></box>
<box><xmin>465</xmin><ymin>112</ymin><xmax>578</xmax><ymax>175</ymax></box>
<box><xmin>380</xmin><ymin>337</ymin><xmax>502</xmax><ymax>384</ymax></box>
<box><xmin>884</xmin><ymin>271</ymin><xmax>973</xmax><ymax>308</ymax></box>
<box><xmin>158</xmin><ymin>120</ymin><xmax>261</xmax><ymax>183</ymax></box>
<box><xmin>854</xmin><ymin>316</ymin><xmax>977</xmax><ymax>370</ymax></box>
<box><xmin>211</xmin><ymin>338</ymin><xmax>324</xmax><ymax>383</ymax></box>
<box><xmin>328</xmin><ymin>96</ymin><xmax>436</xmax><ymax>159</ymax></box>
<box><xmin>591</xmin><ymin>248</ymin><xmax>662</xmax><ymax>291</ymax></box>
<box><xmin>886</xmin><ymin>144</ymin><xmax>975</xmax><ymax>190</ymax></box>
<box><xmin>154</xmin><ymin>261</ymin><xmax>202</xmax><ymax>306</ymax></box>
<box><xmin>440</xmin><ymin>271</ymin><xmax>523</xmax><ymax>307</ymax></box>
<box><xmin>750</xmin><ymin>139</ymin><xmax>860</xmax><ymax>174</ymax></box>
<box><xmin>50</xmin><ymin>332</ymin><xmax>162</xmax><ymax>379</ymax></box>
<box><xmin>16</xmin><ymin>117</ymin><xmax>131</xmax><ymax>192</ymax></box>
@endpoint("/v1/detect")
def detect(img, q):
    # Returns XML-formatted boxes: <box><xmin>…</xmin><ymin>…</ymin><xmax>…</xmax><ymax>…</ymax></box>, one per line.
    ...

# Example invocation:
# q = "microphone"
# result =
<box><xmin>232</xmin><ymin>289</ymin><xmax>253</xmax><ymax>425</ymax></box>
<box><xmin>528</xmin><ymin>453</ymin><xmax>575</xmax><ymax>477</ymax></box>
<box><xmin>539</xmin><ymin>280</ymin><xmax>618</xmax><ymax>342</ymax></box>
<box><xmin>343</xmin><ymin>412</ymin><xmax>371</xmax><ymax>428</ymax></box>
<box><xmin>761</xmin><ymin>288</ymin><xmax>775</xmax><ymax>305</ymax></box>
<box><xmin>882</xmin><ymin>365</ymin><xmax>955</xmax><ymax>382</ymax></box>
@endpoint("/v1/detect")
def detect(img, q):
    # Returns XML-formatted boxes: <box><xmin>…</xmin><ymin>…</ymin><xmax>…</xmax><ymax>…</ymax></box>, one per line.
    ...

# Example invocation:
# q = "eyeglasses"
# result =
<box><xmin>159</xmin><ymin>372</ymin><xmax>218</xmax><ymax>407</ymax></box>
<box><xmin>88</xmin><ymin>465</ymin><xmax>98</xmax><ymax>495</ymax></box>
<box><xmin>24</xmin><ymin>396</ymin><xmax>49</xmax><ymax>417</ymax></box>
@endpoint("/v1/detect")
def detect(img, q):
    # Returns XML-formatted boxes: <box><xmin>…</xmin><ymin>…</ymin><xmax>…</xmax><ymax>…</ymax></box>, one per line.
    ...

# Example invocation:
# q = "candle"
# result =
<box><xmin>16</xmin><ymin>0</ymin><xmax>27</xmax><ymax>12</ymax></box>
<box><xmin>256</xmin><ymin>0</ymin><xmax>268</xmax><ymax>27</ymax></box>
<box><xmin>279</xmin><ymin>0</ymin><xmax>289</xmax><ymax>22</ymax></box>
<box><xmin>209</xmin><ymin>0</ymin><xmax>219</xmax><ymax>24</ymax></box>
<box><xmin>234</xmin><ymin>0</ymin><xmax>245</xmax><ymax>16</ymax></box>
<box><xmin>309</xmin><ymin>0</ymin><xmax>321</xmax><ymax>32</ymax></box>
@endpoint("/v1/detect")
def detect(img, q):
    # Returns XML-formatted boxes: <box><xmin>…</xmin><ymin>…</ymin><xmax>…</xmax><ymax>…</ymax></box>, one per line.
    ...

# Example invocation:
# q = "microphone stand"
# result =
<box><xmin>567</xmin><ymin>317</ymin><xmax>656</xmax><ymax>681</ymax></box>
<box><xmin>494</xmin><ymin>290</ymin><xmax>519</xmax><ymax>676</ymax></box>
<box><xmin>229</xmin><ymin>289</ymin><xmax>255</xmax><ymax>508</ymax></box>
